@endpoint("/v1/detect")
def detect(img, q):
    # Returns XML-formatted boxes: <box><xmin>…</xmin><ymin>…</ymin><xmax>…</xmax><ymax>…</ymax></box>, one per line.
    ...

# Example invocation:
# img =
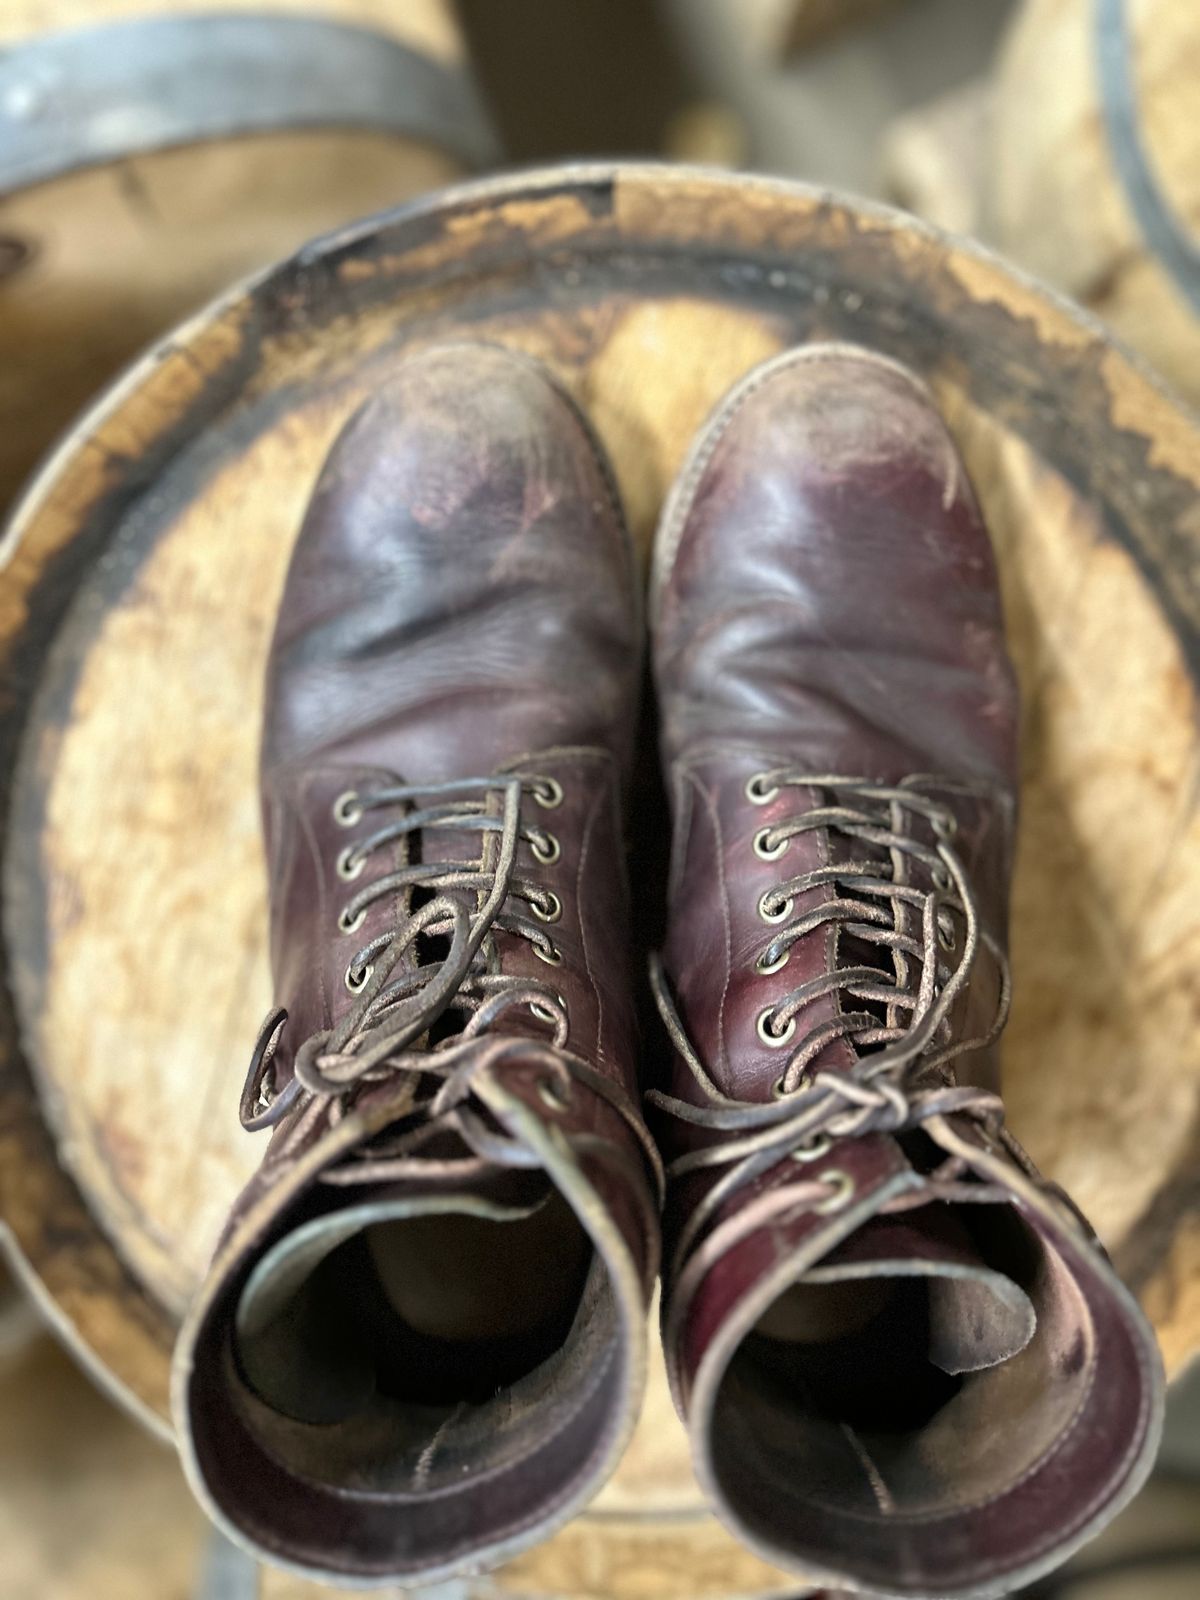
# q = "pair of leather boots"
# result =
<box><xmin>173</xmin><ymin>343</ymin><xmax>1162</xmax><ymax>1597</ymax></box>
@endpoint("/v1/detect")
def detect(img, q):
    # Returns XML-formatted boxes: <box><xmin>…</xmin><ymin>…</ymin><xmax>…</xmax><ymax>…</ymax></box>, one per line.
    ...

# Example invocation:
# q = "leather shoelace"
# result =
<box><xmin>239</xmin><ymin>772</ymin><xmax>660</xmax><ymax>1197</ymax></box>
<box><xmin>649</xmin><ymin>774</ymin><xmax>1023</xmax><ymax>1268</ymax></box>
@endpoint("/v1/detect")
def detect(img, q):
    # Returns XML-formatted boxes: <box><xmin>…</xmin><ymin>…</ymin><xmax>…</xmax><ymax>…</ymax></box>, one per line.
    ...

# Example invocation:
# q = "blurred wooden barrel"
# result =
<box><xmin>0</xmin><ymin>0</ymin><xmax>497</xmax><ymax>510</ymax></box>
<box><xmin>988</xmin><ymin>0</ymin><xmax>1200</xmax><ymax>405</ymax></box>
<box><xmin>1</xmin><ymin>164</ymin><xmax>1199</xmax><ymax>1598</ymax></box>
<box><xmin>0</xmin><ymin>1261</ymin><xmax>41</xmax><ymax>1367</ymax></box>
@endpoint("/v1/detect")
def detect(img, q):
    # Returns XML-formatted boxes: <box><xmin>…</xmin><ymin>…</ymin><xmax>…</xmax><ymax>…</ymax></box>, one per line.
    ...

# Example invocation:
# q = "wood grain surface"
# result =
<box><xmin>1</xmin><ymin>164</ymin><xmax>1198</xmax><ymax>1598</ymax></box>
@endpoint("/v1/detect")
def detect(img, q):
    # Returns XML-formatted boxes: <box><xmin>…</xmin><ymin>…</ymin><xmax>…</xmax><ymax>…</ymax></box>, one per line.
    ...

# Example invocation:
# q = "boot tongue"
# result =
<box><xmin>777</xmin><ymin>1206</ymin><xmax>1037</xmax><ymax>1375</ymax></box>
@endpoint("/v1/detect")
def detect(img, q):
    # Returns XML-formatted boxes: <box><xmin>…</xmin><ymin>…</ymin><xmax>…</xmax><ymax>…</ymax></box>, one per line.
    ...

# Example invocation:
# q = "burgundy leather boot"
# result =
<box><xmin>173</xmin><ymin>344</ymin><xmax>661</xmax><ymax>1584</ymax></box>
<box><xmin>649</xmin><ymin>345</ymin><xmax>1163</xmax><ymax>1598</ymax></box>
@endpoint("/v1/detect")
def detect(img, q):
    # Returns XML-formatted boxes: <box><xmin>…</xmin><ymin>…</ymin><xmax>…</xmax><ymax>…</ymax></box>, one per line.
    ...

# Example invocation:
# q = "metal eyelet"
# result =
<box><xmin>815</xmin><ymin>1169</ymin><xmax>855</xmax><ymax>1215</ymax></box>
<box><xmin>531</xmin><ymin>889</ymin><xmax>562</xmax><ymax>924</ymax></box>
<box><xmin>932</xmin><ymin>812</ymin><xmax>958</xmax><ymax>839</ymax></box>
<box><xmin>759</xmin><ymin>892</ymin><xmax>794</xmax><ymax>925</ymax></box>
<box><xmin>337</xmin><ymin>846</ymin><xmax>365</xmax><ymax>881</ymax></box>
<box><xmin>537</xmin><ymin>1076</ymin><xmax>571</xmax><ymax>1112</ymax></box>
<box><xmin>756</xmin><ymin>945</ymin><xmax>790</xmax><ymax>976</ymax></box>
<box><xmin>534</xmin><ymin>940</ymin><xmax>563</xmax><ymax>966</ymax></box>
<box><xmin>932</xmin><ymin>862</ymin><xmax>952</xmax><ymax>891</ymax></box>
<box><xmin>344</xmin><ymin>962</ymin><xmax>373</xmax><ymax>994</ymax></box>
<box><xmin>531</xmin><ymin>832</ymin><xmax>561</xmax><ymax>865</ymax></box>
<box><xmin>745</xmin><ymin>772</ymin><xmax>779</xmax><ymax>806</ymax></box>
<box><xmin>757</xmin><ymin>1007</ymin><xmax>796</xmax><ymax>1048</ymax></box>
<box><xmin>529</xmin><ymin>997</ymin><xmax>562</xmax><ymax>1025</ymax></box>
<box><xmin>753</xmin><ymin>826</ymin><xmax>789</xmax><ymax>861</ymax></box>
<box><xmin>790</xmin><ymin>1132</ymin><xmax>832</xmax><ymax>1164</ymax></box>
<box><xmin>338</xmin><ymin>905</ymin><xmax>366</xmax><ymax>935</ymax></box>
<box><xmin>531</xmin><ymin>776</ymin><xmax>564</xmax><ymax>809</ymax></box>
<box><xmin>937</xmin><ymin>917</ymin><xmax>957</xmax><ymax>952</ymax></box>
<box><xmin>332</xmin><ymin>790</ymin><xmax>362</xmax><ymax>828</ymax></box>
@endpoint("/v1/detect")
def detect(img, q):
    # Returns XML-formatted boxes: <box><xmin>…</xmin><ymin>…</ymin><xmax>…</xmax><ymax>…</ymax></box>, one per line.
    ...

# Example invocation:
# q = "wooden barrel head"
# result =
<box><xmin>0</xmin><ymin>0</ymin><xmax>492</xmax><ymax>511</ymax></box>
<box><xmin>2</xmin><ymin>165</ymin><xmax>1199</xmax><ymax>1597</ymax></box>
<box><xmin>989</xmin><ymin>0</ymin><xmax>1200</xmax><ymax>407</ymax></box>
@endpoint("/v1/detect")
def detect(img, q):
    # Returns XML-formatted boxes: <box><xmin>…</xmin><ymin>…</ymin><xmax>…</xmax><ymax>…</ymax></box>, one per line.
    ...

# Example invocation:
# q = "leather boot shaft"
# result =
<box><xmin>649</xmin><ymin>345</ymin><xmax>1163</xmax><ymax>1598</ymax></box>
<box><xmin>173</xmin><ymin>344</ymin><xmax>661</xmax><ymax>1586</ymax></box>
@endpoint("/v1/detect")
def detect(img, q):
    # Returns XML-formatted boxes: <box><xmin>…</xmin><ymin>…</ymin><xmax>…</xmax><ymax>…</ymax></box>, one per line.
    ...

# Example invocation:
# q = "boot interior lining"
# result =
<box><xmin>711</xmin><ymin>1203</ymin><xmax>1094</xmax><ymax>1524</ymax></box>
<box><xmin>231</xmin><ymin>1191</ymin><xmax>604</xmax><ymax>1492</ymax></box>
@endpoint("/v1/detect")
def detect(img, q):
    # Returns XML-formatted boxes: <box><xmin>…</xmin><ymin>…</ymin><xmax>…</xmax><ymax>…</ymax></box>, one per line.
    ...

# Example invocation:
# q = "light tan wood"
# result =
<box><xmin>1</xmin><ymin>166</ymin><xmax>1198</xmax><ymax>1597</ymax></box>
<box><xmin>882</xmin><ymin>77</ymin><xmax>990</xmax><ymax>236</ymax></box>
<box><xmin>0</xmin><ymin>1339</ymin><xmax>206</xmax><ymax>1600</ymax></box>
<box><xmin>0</xmin><ymin>0</ymin><xmax>482</xmax><ymax>512</ymax></box>
<box><xmin>661</xmin><ymin>102</ymin><xmax>749</xmax><ymax>168</ymax></box>
<box><xmin>1142</xmin><ymin>1216</ymin><xmax>1200</xmax><ymax>1379</ymax></box>
<box><xmin>988</xmin><ymin>0</ymin><xmax>1200</xmax><ymax>404</ymax></box>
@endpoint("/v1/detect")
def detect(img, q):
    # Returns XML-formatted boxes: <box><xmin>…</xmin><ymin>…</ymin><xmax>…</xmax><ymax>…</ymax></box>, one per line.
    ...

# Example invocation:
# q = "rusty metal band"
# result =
<box><xmin>0</xmin><ymin>11</ymin><xmax>500</xmax><ymax>195</ymax></box>
<box><xmin>1095</xmin><ymin>0</ymin><xmax>1200</xmax><ymax>315</ymax></box>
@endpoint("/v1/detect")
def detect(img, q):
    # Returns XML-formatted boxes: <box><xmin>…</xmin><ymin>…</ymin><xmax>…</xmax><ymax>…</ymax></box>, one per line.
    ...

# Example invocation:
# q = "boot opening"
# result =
<box><xmin>235</xmin><ymin>1191</ymin><xmax>592</xmax><ymax>1427</ymax></box>
<box><xmin>181</xmin><ymin>1179</ymin><xmax>640</xmax><ymax>1579</ymax></box>
<box><xmin>708</xmin><ymin>1202</ymin><xmax>1098</xmax><ymax>1583</ymax></box>
<box><xmin>740</xmin><ymin>1273</ymin><xmax>966</xmax><ymax>1435</ymax></box>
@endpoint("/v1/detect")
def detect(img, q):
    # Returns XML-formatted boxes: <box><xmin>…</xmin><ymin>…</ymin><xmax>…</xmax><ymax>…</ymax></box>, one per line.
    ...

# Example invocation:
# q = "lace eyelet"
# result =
<box><xmin>537</xmin><ymin>1076</ymin><xmax>571</xmax><ymax>1112</ymax></box>
<box><xmin>338</xmin><ymin>905</ymin><xmax>366</xmax><ymax>935</ymax></box>
<box><xmin>531</xmin><ymin>832</ymin><xmax>561</xmax><ymax>865</ymax></box>
<box><xmin>745</xmin><ymin>772</ymin><xmax>779</xmax><ymax>806</ymax></box>
<box><xmin>932</xmin><ymin>813</ymin><xmax>958</xmax><ymax>839</ymax></box>
<box><xmin>757</xmin><ymin>1007</ymin><xmax>796</xmax><ymax>1048</ymax></box>
<box><xmin>932</xmin><ymin>862</ymin><xmax>952</xmax><ymax>891</ymax></box>
<box><xmin>790</xmin><ymin>1132</ymin><xmax>832</xmax><ymax>1164</ymax></box>
<box><xmin>531</xmin><ymin>776</ymin><xmax>564</xmax><ymax>809</ymax></box>
<box><xmin>332</xmin><ymin>790</ymin><xmax>362</xmax><ymax>828</ymax></box>
<box><xmin>529</xmin><ymin>996</ymin><xmax>563</xmax><ymax>1025</ymax></box>
<box><xmin>337</xmin><ymin>846</ymin><xmax>365</xmax><ymax>881</ymax></box>
<box><xmin>534</xmin><ymin>940</ymin><xmax>563</xmax><ymax>966</ymax></box>
<box><xmin>531</xmin><ymin>889</ymin><xmax>562</xmax><ymax>924</ymax></box>
<box><xmin>937</xmin><ymin>918</ymin><xmax>957</xmax><ymax>952</ymax></box>
<box><xmin>815</xmin><ymin>1169</ymin><xmax>855</xmax><ymax>1214</ymax></box>
<box><xmin>759</xmin><ymin>892</ymin><xmax>794</xmax><ymax>925</ymax></box>
<box><xmin>753</xmin><ymin>827</ymin><xmax>789</xmax><ymax>861</ymax></box>
<box><xmin>755</xmin><ymin>945</ymin><xmax>790</xmax><ymax>976</ymax></box>
<box><xmin>344</xmin><ymin>962</ymin><xmax>373</xmax><ymax>994</ymax></box>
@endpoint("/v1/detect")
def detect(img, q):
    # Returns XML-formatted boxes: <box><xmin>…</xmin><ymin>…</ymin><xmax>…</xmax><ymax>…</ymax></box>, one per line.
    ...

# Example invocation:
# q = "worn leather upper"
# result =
<box><xmin>654</xmin><ymin>344</ymin><xmax>1017</xmax><ymax>785</ymax></box>
<box><xmin>256</xmin><ymin>341</ymin><xmax>643</xmax><ymax>1109</ymax></box>
<box><xmin>650</xmin><ymin>345</ymin><xmax>1163</xmax><ymax>1597</ymax></box>
<box><xmin>174</xmin><ymin>344</ymin><xmax>659</xmax><ymax>1584</ymax></box>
